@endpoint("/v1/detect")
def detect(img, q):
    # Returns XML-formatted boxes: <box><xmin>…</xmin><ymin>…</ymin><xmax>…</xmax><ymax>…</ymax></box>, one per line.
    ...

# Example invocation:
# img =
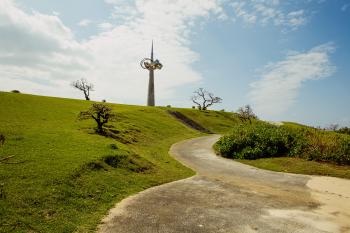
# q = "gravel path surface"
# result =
<box><xmin>98</xmin><ymin>135</ymin><xmax>350</xmax><ymax>233</ymax></box>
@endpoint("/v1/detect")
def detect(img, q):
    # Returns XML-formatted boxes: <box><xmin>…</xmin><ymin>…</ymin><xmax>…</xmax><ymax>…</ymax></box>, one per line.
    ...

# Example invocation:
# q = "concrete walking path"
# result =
<box><xmin>98</xmin><ymin>135</ymin><xmax>350</xmax><ymax>233</ymax></box>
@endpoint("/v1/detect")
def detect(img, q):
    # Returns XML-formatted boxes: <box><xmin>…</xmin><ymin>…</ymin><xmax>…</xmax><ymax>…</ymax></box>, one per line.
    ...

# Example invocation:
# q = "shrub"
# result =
<box><xmin>302</xmin><ymin>130</ymin><xmax>350</xmax><ymax>165</ymax></box>
<box><xmin>214</xmin><ymin>122</ymin><xmax>350</xmax><ymax>165</ymax></box>
<box><xmin>214</xmin><ymin>123</ymin><xmax>301</xmax><ymax>159</ymax></box>
<box><xmin>337</xmin><ymin>127</ymin><xmax>350</xmax><ymax>135</ymax></box>
<box><xmin>11</xmin><ymin>90</ymin><xmax>20</xmax><ymax>93</ymax></box>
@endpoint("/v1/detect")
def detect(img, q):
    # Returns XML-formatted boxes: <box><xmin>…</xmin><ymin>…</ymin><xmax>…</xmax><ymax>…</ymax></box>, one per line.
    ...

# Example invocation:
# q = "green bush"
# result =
<box><xmin>337</xmin><ymin>127</ymin><xmax>350</xmax><ymax>135</ymax></box>
<box><xmin>214</xmin><ymin>123</ymin><xmax>302</xmax><ymax>159</ymax></box>
<box><xmin>303</xmin><ymin>131</ymin><xmax>350</xmax><ymax>164</ymax></box>
<box><xmin>214</xmin><ymin>122</ymin><xmax>350</xmax><ymax>165</ymax></box>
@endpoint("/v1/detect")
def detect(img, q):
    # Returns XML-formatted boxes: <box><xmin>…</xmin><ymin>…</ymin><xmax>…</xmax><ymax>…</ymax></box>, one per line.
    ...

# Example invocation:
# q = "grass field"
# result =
<box><xmin>0</xmin><ymin>91</ymin><xmax>237</xmax><ymax>233</ymax></box>
<box><xmin>238</xmin><ymin>157</ymin><xmax>350</xmax><ymax>179</ymax></box>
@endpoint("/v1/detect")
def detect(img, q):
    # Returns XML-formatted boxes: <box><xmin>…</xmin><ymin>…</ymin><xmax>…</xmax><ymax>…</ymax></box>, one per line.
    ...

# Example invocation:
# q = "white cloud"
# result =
<box><xmin>0</xmin><ymin>0</ymin><xmax>90</xmax><ymax>97</ymax></box>
<box><xmin>230</xmin><ymin>0</ymin><xmax>308</xmax><ymax>30</ymax></box>
<box><xmin>249</xmin><ymin>43</ymin><xmax>336</xmax><ymax>117</ymax></box>
<box><xmin>78</xmin><ymin>19</ymin><xmax>92</xmax><ymax>27</ymax></box>
<box><xmin>84</xmin><ymin>0</ymin><xmax>224</xmax><ymax>104</ymax></box>
<box><xmin>0</xmin><ymin>0</ymin><xmax>322</xmax><ymax>106</ymax></box>
<box><xmin>97</xmin><ymin>22</ymin><xmax>114</xmax><ymax>30</ymax></box>
<box><xmin>0</xmin><ymin>0</ymin><xmax>223</xmax><ymax>105</ymax></box>
<box><xmin>105</xmin><ymin>0</ymin><xmax>139</xmax><ymax>22</ymax></box>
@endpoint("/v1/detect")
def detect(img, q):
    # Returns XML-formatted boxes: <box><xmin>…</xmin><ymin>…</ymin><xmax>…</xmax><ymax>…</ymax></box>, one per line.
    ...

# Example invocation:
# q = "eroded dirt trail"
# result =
<box><xmin>98</xmin><ymin>135</ymin><xmax>350</xmax><ymax>233</ymax></box>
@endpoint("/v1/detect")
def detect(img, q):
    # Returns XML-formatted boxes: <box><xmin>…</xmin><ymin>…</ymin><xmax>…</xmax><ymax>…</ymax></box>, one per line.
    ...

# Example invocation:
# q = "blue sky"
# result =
<box><xmin>0</xmin><ymin>0</ymin><xmax>349</xmax><ymax>127</ymax></box>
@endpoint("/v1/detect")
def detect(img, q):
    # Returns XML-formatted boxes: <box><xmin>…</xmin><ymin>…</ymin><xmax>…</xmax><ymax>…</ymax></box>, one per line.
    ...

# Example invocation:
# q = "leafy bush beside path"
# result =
<box><xmin>214</xmin><ymin>122</ymin><xmax>350</xmax><ymax>165</ymax></box>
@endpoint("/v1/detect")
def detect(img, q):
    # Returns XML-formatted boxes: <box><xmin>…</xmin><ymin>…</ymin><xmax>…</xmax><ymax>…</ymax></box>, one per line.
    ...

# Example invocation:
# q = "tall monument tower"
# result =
<box><xmin>140</xmin><ymin>41</ymin><xmax>163</xmax><ymax>106</ymax></box>
<box><xmin>148</xmin><ymin>42</ymin><xmax>155</xmax><ymax>106</ymax></box>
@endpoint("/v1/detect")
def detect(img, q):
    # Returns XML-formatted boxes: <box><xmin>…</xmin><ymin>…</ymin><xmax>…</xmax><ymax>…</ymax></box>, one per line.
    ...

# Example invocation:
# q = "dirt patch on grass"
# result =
<box><xmin>104</xmin><ymin>154</ymin><xmax>154</xmax><ymax>173</ymax></box>
<box><xmin>167</xmin><ymin>110</ymin><xmax>212</xmax><ymax>134</ymax></box>
<box><xmin>71</xmin><ymin>152</ymin><xmax>154</xmax><ymax>179</ymax></box>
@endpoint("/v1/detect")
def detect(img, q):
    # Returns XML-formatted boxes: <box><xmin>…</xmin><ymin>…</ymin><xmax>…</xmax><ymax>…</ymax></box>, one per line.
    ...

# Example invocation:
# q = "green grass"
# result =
<box><xmin>173</xmin><ymin>108</ymin><xmax>240</xmax><ymax>134</ymax></box>
<box><xmin>0</xmin><ymin>91</ymin><xmax>237</xmax><ymax>233</ymax></box>
<box><xmin>238</xmin><ymin>157</ymin><xmax>350</xmax><ymax>179</ymax></box>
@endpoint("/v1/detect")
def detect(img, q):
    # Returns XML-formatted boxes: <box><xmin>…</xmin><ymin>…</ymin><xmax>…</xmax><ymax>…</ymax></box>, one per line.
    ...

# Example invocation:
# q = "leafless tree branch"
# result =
<box><xmin>191</xmin><ymin>88</ymin><xmax>222</xmax><ymax>110</ymax></box>
<box><xmin>72</xmin><ymin>78</ymin><xmax>94</xmax><ymax>100</ymax></box>
<box><xmin>237</xmin><ymin>105</ymin><xmax>258</xmax><ymax>124</ymax></box>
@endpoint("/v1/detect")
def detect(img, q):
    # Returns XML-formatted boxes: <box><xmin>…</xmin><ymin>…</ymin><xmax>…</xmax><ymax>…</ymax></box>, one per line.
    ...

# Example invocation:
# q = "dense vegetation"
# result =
<box><xmin>337</xmin><ymin>127</ymin><xmax>350</xmax><ymax>135</ymax></box>
<box><xmin>0</xmin><ymin>92</ymin><xmax>238</xmax><ymax>233</ymax></box>
<box><xmin>214</xmin><ymin>122</ymin><xmax>350</xmax><ymax>165</ymax></box>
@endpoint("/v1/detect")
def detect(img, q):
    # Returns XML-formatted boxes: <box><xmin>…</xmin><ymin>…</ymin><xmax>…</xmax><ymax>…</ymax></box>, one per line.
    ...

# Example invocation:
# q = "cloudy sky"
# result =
<box><xmin>0</xmin><ymin>0</ymin><xmax>349</xmax><ymax>127</ymax></box>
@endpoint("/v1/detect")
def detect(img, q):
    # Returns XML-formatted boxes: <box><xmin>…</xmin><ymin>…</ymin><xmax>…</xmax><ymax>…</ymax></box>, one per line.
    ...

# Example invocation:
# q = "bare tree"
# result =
<box><xmin>191</xmin><ymin>88</ymin><xmax>222</xmax><ymax>110</ymax></box>
<box><xmin>326</xmin><ymin>124</ymin><xmax>339</xmax><ymax>131</ymax></box>
<box><xmin>72</xmin><ymin>78</ymin><xmax>94</xmax><ymax>100</ymax></box>
<box><xmin>237</xmin><ymin>105</ymin><xmax>257</xmax><ymax>124</ymax></box>
<box><xmin>78</xmin><ymin>103</ymin><xmax>117</xmax><ymax>134</ymax></box>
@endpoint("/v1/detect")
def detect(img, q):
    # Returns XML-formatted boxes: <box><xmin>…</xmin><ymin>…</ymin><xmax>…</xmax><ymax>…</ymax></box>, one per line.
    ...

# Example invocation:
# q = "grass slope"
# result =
<box><xmin>239</xmin><ymin>157</ymin><xmax>350</xmax><ymax>179</ymax></box>
<box><xmin>174</xmin><ymin>108</ymin><xmax>240</xmax><ymax>134</ymax></box>
<box><xmin>0</xmin><ymin>92</ymin><xmax>237</xmax><ymax>233</ymax></box>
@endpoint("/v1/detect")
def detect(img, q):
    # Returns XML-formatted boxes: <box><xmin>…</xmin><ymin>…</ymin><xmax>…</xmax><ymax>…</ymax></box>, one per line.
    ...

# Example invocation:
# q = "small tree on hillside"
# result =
<box><xmin>78</xmin><ymin>103</ymin><xmax>117</xmax><ymax>134</ymax></box>
<box><xmin>72</xmin><ymin>78</ymin><xmax>94</xmax><ymax>100</ymax></box>
<box><xmin>237</xmin><ymin>105</ymin><xmax>257</xmax><ymax>124</ymax></box>
<box><xmin>191</xmin><ymin>88</ymin><xmax>222</xmax><ymax>110</ymax></box>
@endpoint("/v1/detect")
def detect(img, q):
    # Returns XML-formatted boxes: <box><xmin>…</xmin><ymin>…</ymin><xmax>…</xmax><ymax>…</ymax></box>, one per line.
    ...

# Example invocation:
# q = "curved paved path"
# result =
<box><xmin>98</xmin><ymin>135</ymin><xmax>350</xmax><ymax>233</ymax></box>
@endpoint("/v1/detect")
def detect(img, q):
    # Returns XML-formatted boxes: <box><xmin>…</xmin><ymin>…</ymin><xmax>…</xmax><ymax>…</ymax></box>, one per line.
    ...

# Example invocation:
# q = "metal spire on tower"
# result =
<box><xmin>140</xmin><ymin>41</ymin><xmax>163</xmax><ymax>106</ymax></box>
<box><xmin>151</xmin><ymin>40</ymin><xmax>154</xmax><ymax>61</ymax></box>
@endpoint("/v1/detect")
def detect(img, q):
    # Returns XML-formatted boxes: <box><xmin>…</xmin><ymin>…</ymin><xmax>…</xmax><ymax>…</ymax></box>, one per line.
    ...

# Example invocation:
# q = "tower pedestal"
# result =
<box><xmin>147</xmin><ymin>70</ymin><xmax>155</xmax><ymax>106</ymax></box>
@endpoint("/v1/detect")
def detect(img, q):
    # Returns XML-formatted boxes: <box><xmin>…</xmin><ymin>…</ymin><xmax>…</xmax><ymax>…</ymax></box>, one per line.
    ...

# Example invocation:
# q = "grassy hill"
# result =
<box><xmin>0</xmin><ymin>92</ymin><xmax>238</xmax><ymax>233</ymax></box>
